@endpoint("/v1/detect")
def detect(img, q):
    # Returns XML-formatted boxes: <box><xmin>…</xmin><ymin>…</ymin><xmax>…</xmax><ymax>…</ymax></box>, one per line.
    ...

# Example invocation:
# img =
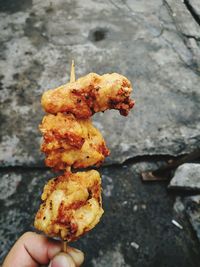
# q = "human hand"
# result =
<box><xmin>2</xmin><ymin>232</ymin><xmax>84</xmax><ymax>267</ymax></box>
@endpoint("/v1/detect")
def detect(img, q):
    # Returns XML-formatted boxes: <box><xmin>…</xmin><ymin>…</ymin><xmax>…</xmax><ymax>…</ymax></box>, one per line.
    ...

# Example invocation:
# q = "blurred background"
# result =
<box><xmin>0</xmin><ymin>0</ymin><xmax>200</xmax><ymax>266</ymax></box>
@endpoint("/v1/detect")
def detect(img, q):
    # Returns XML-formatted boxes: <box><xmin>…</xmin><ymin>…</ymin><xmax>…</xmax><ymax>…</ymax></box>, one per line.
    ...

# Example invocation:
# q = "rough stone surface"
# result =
<box><xmin>173</xmin><ymin>197</ymin><xmax>185</xmax><ymax>214</ymax></box>
<box><xmin>1</xmin><ymin>1</ymin><xmax>200</xmax><ymax>266</ymax></box>
<box><xmin>185</xmin><ymin>195</ymin><xmax>200</xmax><ymax>242</ymax></box>
<box><xmin>0</xmin><ymin>173</ymin><xmax>22</xmax><ymax>200</ymax></box>
<box><xmin>1</xmin><ymin>162</ymin><xmax>200</xmax><ymax>266</ymax></box>
<box><xmin>169</xmin><ymin>163</ymin><xmax>200</xmax><ymax>191</ymax></box>
<box><xmin>165</xmin><ymin>0</ymin><xmax>200</xmax><ymax>38</ymax></box>
<box><xmin>186</xmin><ymin>0</ymin><xmax>200</xmax><ymax>20</ymax></box>
<box><xmin>92</xmin><ymin>244</ymin><xmax>131</xmax><ymax>267</ymax></box>
<box><xmin>0</xmin><ymin>0</ymin><xmax>200</xmax><ymax>167</ymax></box>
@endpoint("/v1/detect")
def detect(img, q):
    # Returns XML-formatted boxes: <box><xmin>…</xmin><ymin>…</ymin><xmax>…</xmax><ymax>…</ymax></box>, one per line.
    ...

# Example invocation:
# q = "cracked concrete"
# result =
<box><xmin>164</xmin><ymin>0</ymin><xmax>200</xmax><ymax>39</ymax></box>
<box><xmin>1</xmin><ymin>0</ymin><xmax>200</xmax><ymax>266</ymax></box>
<box><xmin>184</xmin><ymin>0</ymin><xmax>200</xmax><ymax>26</ymax></box>
<box><xmin>0</xmin><ymin>0</ymin><xmax>200</xmax><ymax>167</ymax></box>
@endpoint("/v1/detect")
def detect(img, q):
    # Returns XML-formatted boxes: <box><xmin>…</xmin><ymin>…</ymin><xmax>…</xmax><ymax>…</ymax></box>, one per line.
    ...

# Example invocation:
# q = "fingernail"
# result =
<box><xmin>50</xmin><ymin>253</ymin><xmax>74</xmax><ymax>267</ymax></box>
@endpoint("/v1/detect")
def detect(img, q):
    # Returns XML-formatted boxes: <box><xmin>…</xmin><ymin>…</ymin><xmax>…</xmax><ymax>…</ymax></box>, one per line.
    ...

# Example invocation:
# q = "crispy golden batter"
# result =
<box><xmin>41</xmin><ymin>73</ymin><xmax>134</xmax><ymax>118</ymax></box>
<box><xmin>34</xmin><ymin>170</ymin><xmax>104</xmax><ymax>241</ymax></box>
<box><xmin>34</xmin><ymin>71</ymin><xmax>134</xmax><ymax>242</ymax></box>
<box><xmin>40</xmin><ymin>113</ymin><xmax>109</xmax><ymax>170</ymax></box>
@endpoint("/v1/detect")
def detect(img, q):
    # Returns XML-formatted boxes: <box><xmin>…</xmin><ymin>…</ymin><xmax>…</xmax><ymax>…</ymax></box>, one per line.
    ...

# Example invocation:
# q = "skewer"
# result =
<box><xmin>66</xmin><ymin>166</ymin><xmax>71</xmax><ymax>172</ymax></box>
<box><xmin>62</xmin><ymin>240</ymin><xmax>68</xmax><ymax>253</ymax></box>
<box><xmin>70</xmin><ymin>59</ymin><xmax>76</xmax><ymax>83</ymax></box>
<box><xmin>65</xmin><ymin>60</ymin><xmax>76</xmax><ymax>175</ymax></box>
<box><xmin>62</xmin><ymin>60</ymin><xmax>76</xmax><ymax>252</ymax></box>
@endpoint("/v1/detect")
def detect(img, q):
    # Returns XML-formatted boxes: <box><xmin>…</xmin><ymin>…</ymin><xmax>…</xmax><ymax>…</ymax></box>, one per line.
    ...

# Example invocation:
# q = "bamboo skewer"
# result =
<box><xmin>62</xmin><ymin>240</ymin><xmax>68</xmax><ymax>253</ymax></box>
<box><xmin>70</xmin><ymin>59</ymin><xmax>76</xmax><ymax>83</ymax></box>
<box><xmin>65</xmin><ymin>60</ymin><xmax>76</xmax><ymax>175</ymax></box>
<box><xmin>66</xmin><ymin>166</ymin><xmax>71</xmax><ymax>172</ymax></box>
<box><xmin>62</xmin><ymin>60</ymin><xmax>76</xmax><ymax>252</ymax></box>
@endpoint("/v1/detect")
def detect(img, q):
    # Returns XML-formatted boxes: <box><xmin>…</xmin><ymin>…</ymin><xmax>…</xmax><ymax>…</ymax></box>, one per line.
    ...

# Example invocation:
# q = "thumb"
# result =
<box><xmin>49</xmin><ymin>253</ymin><xmax>76</xmax><ymax>267</ymax></box>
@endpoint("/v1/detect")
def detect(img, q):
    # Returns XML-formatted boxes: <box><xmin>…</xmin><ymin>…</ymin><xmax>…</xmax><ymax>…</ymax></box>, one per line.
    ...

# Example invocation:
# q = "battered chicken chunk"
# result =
<box><xmin>41</xmin><ymin>73</ymin><xmax>134</xmax><ymax>118</ymax></box>
<box><xmin>40</xmin><ymin>113</ymin><xmax>110</xmax><ymax>170</ymax></box>
<box><xmin>34</xmin><ymin>170</ymin><xmax>104</xmax><ymax>241</ymax></box>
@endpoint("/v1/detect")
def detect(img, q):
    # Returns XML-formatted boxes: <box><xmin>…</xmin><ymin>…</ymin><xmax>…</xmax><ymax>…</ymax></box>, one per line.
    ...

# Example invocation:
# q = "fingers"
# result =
<box><xmin>3</xmin><ymin>232</ymin><xmax>62</xmax><ymax>267</ymax></box>
<box><xmin>49</xmin><ymin>248</ymin><xmax>84</xmax><ymax>267</ymax></box>
<box><xmin>49</xmin><ymin>253</ymin><xmax>76</xmax><ymax>267</ymax></box>
<box><xmin>67</xmin><ymin>247</ymin><xmax>84</xmax><ymax>266</ymax></box>
<box><xmin>2</xmin><ymin>232</ymin><xmax>84</xmax><ymax>267</ymax></box>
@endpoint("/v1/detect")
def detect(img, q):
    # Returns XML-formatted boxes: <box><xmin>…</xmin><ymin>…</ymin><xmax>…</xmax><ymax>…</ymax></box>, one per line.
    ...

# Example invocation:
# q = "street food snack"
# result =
<box><xmin>40</xmin><ymin>113</ymin><xmax>109</xmax><ymax>170</ymax></box>
<box><xmin>41</xmin><ymin>73</ymin><xmax>134</xmax><ymax>118</ymax></box>
<box><xmin>34</xmin><ymin>65</ymin><xmax>134</xmax><ymax>242</ymax></box>
<box><xmin>34</xmin><ymin>170</ymin><xmax>103</xmax><ymax>241</ymax></box>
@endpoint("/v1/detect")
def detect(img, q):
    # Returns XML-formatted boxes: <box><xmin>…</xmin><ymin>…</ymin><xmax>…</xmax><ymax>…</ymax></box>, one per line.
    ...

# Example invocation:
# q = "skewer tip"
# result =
<box><xmin>70</xmin><ymin>60</ymin><xmax>76</xmax><ymax>83</ymax></box>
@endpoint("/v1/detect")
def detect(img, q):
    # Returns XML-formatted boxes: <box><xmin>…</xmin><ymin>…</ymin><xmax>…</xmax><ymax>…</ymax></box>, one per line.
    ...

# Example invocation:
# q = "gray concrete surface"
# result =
<box><xmin>0</xmin><ymin>0</ymin><xmax>200</xmax><ymax>166</ymax></box>
<box><xmin>185</xmin><ymin>195</ymin><xmax>200</xmax><ymax>243</ymax></box>
<box><xmin>0</xmin><ymin>0</ymin><xmax>200</xmax><ymax>266</ymax></box>
<box><xmin>1</xmin><ymin>162</ymin><xmax>200</xmax><ymax>267</ymax></box>
<box><xmin>169</xmin><ymin>163</ymin><xmax>200</xmax><ymax>191</ymax></box>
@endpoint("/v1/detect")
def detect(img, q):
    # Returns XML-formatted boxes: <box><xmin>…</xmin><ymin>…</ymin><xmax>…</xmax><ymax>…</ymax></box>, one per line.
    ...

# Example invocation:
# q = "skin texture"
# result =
<box><xmin>41</xmin><ymin>73</ymin><xmax>134</xmax><ymax>118</ymax></box>
<box><xmin>40</xmin><ymin>113</ymin><xmax>109</xmax><ymax>171</ymax></box>
<box><xmin>2</xmin><ymin>232</ymin><xmax>84</xmax><ymax>267</ymax></box>
<box><xmin>34</xmin><ymin>170</ymin><xmax>104</xmax><ymax>241</ymax></box>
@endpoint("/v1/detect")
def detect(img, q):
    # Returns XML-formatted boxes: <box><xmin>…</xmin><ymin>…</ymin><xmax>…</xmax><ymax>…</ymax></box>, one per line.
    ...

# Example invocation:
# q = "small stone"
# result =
<box><xmin>133</xmin><ymin>204</ymin><xmax>138</xmax><ymax>212</ymax></box>
<box><xmin>103</xmin><ymin>184</ymin><xmax>113</xmax><ymax>197</ymax></box>
<box><xmin>141</xmin><ymin>204</ymin><xmax>146</xmax><ymax>210</ymax></box>
<box><xmin>169</xmin><ymin>164</ymin><xmax>200</xmax><ymax>191</ymax></box>
<box><xmin>102</xmin><ymin>175</ymin><xmax>114</xmax><ymax>197</ymax></box>
<box><xmin>173</xmin><ymin>197</ymin><xmax>185</xmax><ymax>214</ymax></box>
<box><xmin>130</xmin><ymin>241</ymin><xmax>140</xmax><ymax>250</ymax></box>
<box><xmin>172</xmin><ymin>219</ymin><xmax>183</xmax><ymax>230</ymax></box>
<box><xmin>122</xmin><ymin>201</ymin><xmax>128</xmax><ymax>206</ymax></box>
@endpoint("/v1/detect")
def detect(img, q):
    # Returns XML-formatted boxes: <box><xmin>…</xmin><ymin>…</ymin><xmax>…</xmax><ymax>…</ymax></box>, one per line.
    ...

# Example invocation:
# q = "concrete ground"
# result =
<box><xmin>0</xmin><ymin>0</ymin><xmax>200</xmax><ymax>266</ymax></box>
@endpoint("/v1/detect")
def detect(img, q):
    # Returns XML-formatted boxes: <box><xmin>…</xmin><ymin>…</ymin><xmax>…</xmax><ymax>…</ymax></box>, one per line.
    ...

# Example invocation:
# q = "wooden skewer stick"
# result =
<box><xmin>62</xmin><ymin>60</ymin><xmax>76</xmax><ymax>251</ymax></box>
<box><xmin>65</xmin><ymin>60</ymin><xmax>76</xmax><ymax>175</ymax></box>
<box><xmin>66</xmin><ymin>166</ymin><xmax>71</xmax><ymax>172</ymax></box>
<box><xmin>70</xmin><ymin>59</ymin><xmax>76</xmax><ymax>83</ymax></box>
<box><xmin>62</xmin><ymin>240</ymin><xmax>68</xmax><ymax>253</ymax></box>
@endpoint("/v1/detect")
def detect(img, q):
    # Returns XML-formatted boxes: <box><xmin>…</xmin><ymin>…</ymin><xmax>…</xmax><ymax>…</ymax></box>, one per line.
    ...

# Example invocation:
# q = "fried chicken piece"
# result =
<box><xmin>41</xmin><ymin>73</ymin><xmax>135</xmax><ymax>118</ymax></box>
<box><xmin>40</xmin><ymin>113</ymin><xmax>109</xmax><ymax>170</ymax></box>
<box><xmin>34</xmin><ymin>170</ymin><xmax>104</xmax><ymax>241</ymax></box>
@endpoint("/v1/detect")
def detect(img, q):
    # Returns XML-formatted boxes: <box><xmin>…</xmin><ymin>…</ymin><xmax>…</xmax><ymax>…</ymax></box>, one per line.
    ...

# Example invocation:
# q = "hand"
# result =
<box><xmin>2</xmin><ymin>232</ymin><xmax>84</xmax><ymax>267</ymax></box>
